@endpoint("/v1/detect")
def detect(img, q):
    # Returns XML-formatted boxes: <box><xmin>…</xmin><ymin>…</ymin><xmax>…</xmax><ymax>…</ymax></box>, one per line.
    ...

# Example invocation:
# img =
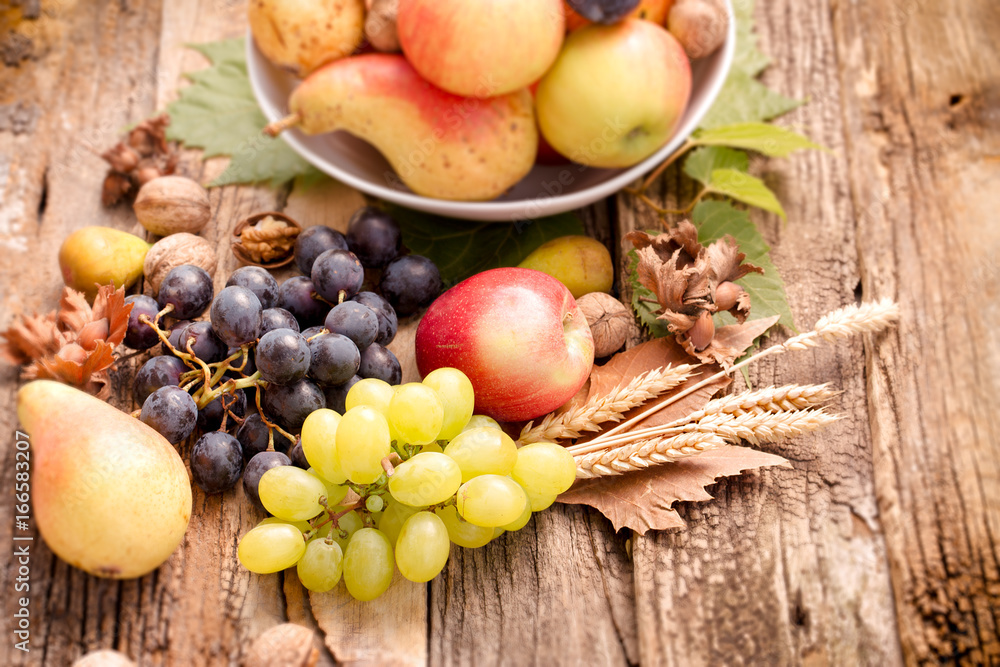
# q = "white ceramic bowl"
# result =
<box><xmin>247</xmin><ymin>7</ymin><xmax>735</xmax><ymax>222</ymax></box>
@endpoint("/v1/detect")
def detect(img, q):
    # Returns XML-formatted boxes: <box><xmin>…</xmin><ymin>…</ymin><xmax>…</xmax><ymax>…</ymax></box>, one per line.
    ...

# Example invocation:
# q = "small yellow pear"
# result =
<box><xmin>518</xmin><ymin>235</ymin><xmax>614</xmax><ymax>298</ymax></box>
<box><xmin>58</xmin><ymin>226</ymin><xmax>151</xmax><ymax>301</ymax></box>
<box><xmin>17</xmin><ymin>380</ymin><xmax>192</xmax><ymax>579</ymax></box>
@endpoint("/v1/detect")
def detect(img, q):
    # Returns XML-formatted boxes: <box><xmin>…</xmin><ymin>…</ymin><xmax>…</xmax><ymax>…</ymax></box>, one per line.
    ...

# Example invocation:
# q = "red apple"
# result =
<box><xmin>415</xmin><ymin>268</ymin><xmax>595</xmax><ymax>422</ymax></box>
<box><xmin>397</xmin><ymin>0</ymin><xmax>565</xmax><ymax>98</ymax></box>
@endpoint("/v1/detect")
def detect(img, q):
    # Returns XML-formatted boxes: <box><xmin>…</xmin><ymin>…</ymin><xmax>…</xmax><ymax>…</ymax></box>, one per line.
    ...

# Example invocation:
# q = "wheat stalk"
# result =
<box><xmin>575</xmin><ymin>432</ymin><xmax>726</xmax><ymax>479</ymax></box>
<box><xmin>582</xmin><ymin>299</ymin><xmax>899</xmax><ymax>450</ymax></box>
<box><xmin>518</xmin><ymin>364</ymin><xmax>695</xmax><ymax>444</ymax></box>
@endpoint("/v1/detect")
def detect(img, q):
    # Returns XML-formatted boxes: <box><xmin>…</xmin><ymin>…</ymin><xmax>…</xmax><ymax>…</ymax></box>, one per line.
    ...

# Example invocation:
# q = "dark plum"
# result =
<box><xmin>378</xmin><ymin>255</ymin><xmax>441</xmax><ymax>316</ymax></box>
<box><xmin>566</xmin><ymin>0</ymin><xmax>641</xmax><ymax>24</ymax></box>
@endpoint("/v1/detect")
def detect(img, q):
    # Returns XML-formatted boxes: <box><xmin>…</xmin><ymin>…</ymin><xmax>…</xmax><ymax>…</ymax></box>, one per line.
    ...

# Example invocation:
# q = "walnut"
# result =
<box><xmin>577</xmin><ymin>292</ymin><xmax>631</xmax><ymax>358</ymax></box>
<box><xmin>143</xmin><ymin>233</ymin><xmax>218</xmax><ymax>294</ymax></box>
<box><xmin>243</xmin><ymin>623</ymin><xmax>319</xmax><ymax>667</ymax></box>
<box><xmin>237</xmin><ymin>215</ymin><xmax>300</xmax><ymax>264</ymax></box>
<box><xmin>134</xmin><ymin>175</ymin><xmax>211</xmax><ymax>237</ymax></box>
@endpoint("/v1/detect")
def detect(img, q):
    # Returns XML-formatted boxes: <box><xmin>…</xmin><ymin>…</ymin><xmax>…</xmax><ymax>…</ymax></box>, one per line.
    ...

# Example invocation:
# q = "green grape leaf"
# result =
<box><xmin>626</xmin><ymin>248</ymin><xmax>671</xmax><ymax>338</ymax></box>
<box><xmin>699</xmin><ymin>71</ymin><xmax>802</xmax><ymax>129</ymax></box>
<box><xmin>683</xmin><ymin>147</ymin><xmax>749</xmax><ymax>185</ymax></box>
<box><xmin>731</xmin><ymin>0</ymin><xmax>770</xmax><ymax>77</ymax></box>
<box><xmin>692</xmin><ymin>200</ymin><xmax>794</xmax><ymax>330</ymax></box>
<box><xmin>694</xmin><ymin>122</ymin><xmax>824</xmax><ymax>157</ymax></box>
<box><xmin>706</xmin><ymin>169</ymin><xmax>785</xmax><ymax>219</ymax></box>
<box><xmin>165</xmin><ymin>38</ymin><xmax>318</xmax><ymax>188</ymax></box>
<box><xmin>387</xmin><ymin>206</ymin><xmax>585</xmax><ymax>286</ymax></box>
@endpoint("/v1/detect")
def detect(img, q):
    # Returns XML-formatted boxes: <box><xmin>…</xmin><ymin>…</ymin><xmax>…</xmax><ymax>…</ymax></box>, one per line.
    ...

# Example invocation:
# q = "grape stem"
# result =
<box><xmin>253</xmin><ymin>387</ymin><xmax>297</xmax><ymax>445</ymax></box>
<box><xmin>196</xmin><ymin>372</ymin><xmax>261</xmax><ymax>409</ymax></box>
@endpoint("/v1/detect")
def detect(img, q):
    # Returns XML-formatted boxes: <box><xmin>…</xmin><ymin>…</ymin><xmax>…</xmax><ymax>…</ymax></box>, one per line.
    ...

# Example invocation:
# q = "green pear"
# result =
<box><xmin>17</xmin><ymin>380</ymin><xmax>192</xmax><ymax>578</ymax></box>
<box><xmin>59</xmin><ymin>227</ymin><xmax>151</xmax><ymax>301</ymax></box>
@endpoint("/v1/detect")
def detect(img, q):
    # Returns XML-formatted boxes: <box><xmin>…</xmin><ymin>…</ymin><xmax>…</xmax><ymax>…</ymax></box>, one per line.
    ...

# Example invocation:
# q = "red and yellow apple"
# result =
<box><xmin>397</xmin><ymin>0</ymin><xmax>566</xmax><ymax>98</ymax></box>
<box><xmin>415</xmin><ymin>268</ymin><xmax>595</xmax><ymax>423</ymax></box>
<box><xmin>536</xmin><ymin>19</ymin><xmax>692</xmax><ymax>168</ymax></box>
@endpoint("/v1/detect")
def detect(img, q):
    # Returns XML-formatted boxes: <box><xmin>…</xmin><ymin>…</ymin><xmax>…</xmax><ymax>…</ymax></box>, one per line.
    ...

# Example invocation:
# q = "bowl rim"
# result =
<box><xmin>247</xmin><ymin>4</ymin><xmax>736</xmax><ymax>221</ymax></box>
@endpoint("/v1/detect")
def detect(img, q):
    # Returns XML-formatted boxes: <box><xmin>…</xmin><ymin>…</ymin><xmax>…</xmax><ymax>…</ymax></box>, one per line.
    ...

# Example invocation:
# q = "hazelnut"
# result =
<box><xmin>714</xmin><ymin>281</ymin><xmax>743</xmax><ymax>311</ymax></box>
<box><xmin>688</xmin><ymin>310</ymin><xmax>716</xmax><ymax>351</ymax></box>
<box><xmin>72</xmin><ymin>649</ymin><xmax>136</xmax><ymax>667</ymax></box>
<box><xmin>143</xmin><ymin>233</ymin><xmax>218</xmax><ymax>294</ymax></box>
<box><xmin>244</xmin><ymin>623</ymin><xmax>319</xmax><ymax>667</ymax></box>
<box><xmin>134</xmin><ymin>175</ymin><xmax>211</xmax><ymax>236</ymax></box>
<box><xmin>577</xmin><ymin>292</ymin><xmax>631</xmax><ymax>358</ymax></box>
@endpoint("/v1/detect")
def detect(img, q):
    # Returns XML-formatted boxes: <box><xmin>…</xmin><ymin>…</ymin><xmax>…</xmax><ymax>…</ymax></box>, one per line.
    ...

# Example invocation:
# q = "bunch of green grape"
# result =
<box><xmin>236</xmin><ymin>367</ymin><xmax>578</xmax><ymax>601</ymax></box>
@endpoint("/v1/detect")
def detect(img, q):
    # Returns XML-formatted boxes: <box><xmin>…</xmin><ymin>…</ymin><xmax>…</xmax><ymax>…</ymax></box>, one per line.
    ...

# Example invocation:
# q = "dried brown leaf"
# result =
<box><xmin>558</xmin><ymin>445</ymin><xmax>791</xmax><ymax>534</ymax></box>
<box><xmin>679</xmin><ymin>315</ymin><xmax>779</xmax><ymax>368</ymax></box>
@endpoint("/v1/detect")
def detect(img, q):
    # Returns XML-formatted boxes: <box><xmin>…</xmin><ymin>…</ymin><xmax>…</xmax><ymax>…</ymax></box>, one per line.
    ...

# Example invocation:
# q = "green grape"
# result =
<box><xmin>461</xmin><ymin>414</ymin><xmax>501</xmax><ymax>433</ymax></box>
<box><xmin>331</xmin><ymin>508</ymin><xmax>363</xmax><ymax>551</ymax></box>
<box><xmin>455</xmin><ymin>475</ymin><xmax>527</xmax><ymax>527</ymax></box>
<box><xmin>395</xmin><ymin>512</ymin><xmax>450</xmax><ymax>583</ymax></box>
<box><xmin>346</xmin><ymin>377</ymin><xmax>395</xmax><ymax>413</ymax></box>
<box><xmin>500</xmin><ymin>497</ymin><xmax>532</xmax><ymax>531</ymax></box>
<box><xmin>301</xmin><ymin>408</ymin><xmax>345</xmax><ymax>483</ymax></box>
<box><xmin>435</xmin><ymin>505</ymin><xmax>494</xmax><ymax>548</ymax></box>
<box><xmin>511</xmin><ymin>442</ymin><xmax>577</xmax><ymax>495</ymax></box>
<box><xmin>444</xmin><ymin>427</ymin><xmax>518</xmax><ymax>482</ymax></box>
<box><xmin>296</xmin><ymin>538</ymin><xmax>344</xmax><ymax>592</ymax></box>
<box><xmin>388</xmin><ymin>452</ymin><xmax>462</xmax><ymax>507</ymax></box>
<box><xmin>238</xmin><ymin>523</ymin><xmax>306</xmax><ymax>574</ymax></box>
<box><xmin>342</xmin><ymin>528</ymin><xmax>394</xmax><ymax>601</ymax></box>
<box><xmin>366</xmin><ymin>495</ymin><xmax>385</xmax><ymax>512</ymax></box>
<box><xmin>378</xmin><ymin>500</ymin><xmax>422</xmax><ymax>545</ymax></box>
<box><xmin>492</xmin><ymin>527</ymin><xmax>506</xmax><ymax>541</ymax></box>
<box><xmin>421</xmin><ymin>367</ymin><xmax>474</xmax><ymax>441</ymax></box>
<box><xmin>259</xmin><ymin>466</ymin><xmax>327</xmax><ymax>521</ymax></box>
<box><xmin>388</xmin><ymin>383</ymin><xmax>444</xmax><ymax>445</ymax></box>
<box><xmin>525</xmin><ymin>487</ymin><xmax>557</xmax><ymax>512</ymax></box>
<box><xmin>258</xmin><ymin>516</ymin><xmax>311</xmax><ymax>533</ymax></box>
<box><xmin>421</xmin><ymin>442</ymin><xmax>444</xmax><ymax>454</ymax></box>
<box><xmin>307</xmin><ymin>467</ymin><xmax>349</xmax><ymax>507</ymax></box>
<box><xmin>336</xmin><ymin>405</ymin><xmax>391</xmax><ymax>484</ymax></box>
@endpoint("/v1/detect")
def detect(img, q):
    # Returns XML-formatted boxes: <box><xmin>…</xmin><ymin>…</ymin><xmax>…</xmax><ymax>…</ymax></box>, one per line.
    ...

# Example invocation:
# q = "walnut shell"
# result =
<box><xmin>244</xmin><ymin>623</ymin><xmax>319</xmax><ymax>667</ymax></box>
<box><xmin>134</xmin><ymin>175</ymin><xmax>211</xmax><ymax>236</ymax></box>
<box><xmin>143</xmin><ymin>233</ymin><xmax>218</xmax><ymax>294</ymax></box>
<box><xmin>577</xmin><ymin>292</ymin><xmax>631</xmax><ymax>358</ymax></box>
<box><xmin>72</xmin><ymin>650</ymin><xmax>136</xmax><ymax>667</ymax></box>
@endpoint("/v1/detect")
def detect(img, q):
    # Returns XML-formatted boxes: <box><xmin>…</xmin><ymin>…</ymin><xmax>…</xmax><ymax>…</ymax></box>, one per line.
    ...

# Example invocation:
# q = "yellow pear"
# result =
<box><xmin>249</xmin><ymin>0</ymin><xmax>365</xmax><ymax>77</ymax></box>
<box><xmin>17</xmin><ymin>381</ymin><xmax>192</xmax><ymax>578</ymax></box>
<box><xmin>270</xmin><ymin>54</ymin><xmax>538</xmax><ymax>201</ymax></box>
<box><xmin>58</xmin><ymin>226</ymin><xmax>150</xmax><ymax>301</ymax></box>
<box><xmin>518</xmin><ymin>235</ymin><xmax>614</xmax><ymax>297</ymax></box>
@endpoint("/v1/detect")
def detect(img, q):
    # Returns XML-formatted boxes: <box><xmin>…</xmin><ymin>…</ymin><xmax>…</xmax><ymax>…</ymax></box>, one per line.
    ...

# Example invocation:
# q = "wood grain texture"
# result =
<box><xmin>615</xmin><ymin>1</ymin><xmax>903</xmax><ymax>664</ymax></box>
<box><xmin>831</xmin><ymin>0</ymin><xmax>1000</xmax><ymax>663</ymax></box>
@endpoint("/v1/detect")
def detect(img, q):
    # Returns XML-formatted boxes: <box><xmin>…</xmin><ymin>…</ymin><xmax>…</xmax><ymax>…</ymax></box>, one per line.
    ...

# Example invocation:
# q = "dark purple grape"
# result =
<box><xmin>226</xmin><ymin>266</ymin><xmax>279</xmax><ymax>309</ymax></box>
<box><xmin>133</xmin><ymin>355</ymin><xmax>188</xmax><ymax>405</ymax></box>
<box><xmin>308</xmin><ymin>333</ymin><xmax>361</xmax><ymax>386</ymax></box>
<box><xmin>260</xmin><ymin>307</ymin><xmax>299</xmax><ymax>335</ymax></box>
<box><xmin>157</xmin><ymin>265</ymin><xmax>214</xmax><ymax>319</ymax></box>
<box><xmin>210</xmin><ymin>285</ymin><xmax>263</xmax><ymax>347</ymax></box>
<box><xmin>324</xmin><ymin>301</ymin><xmax>379</xmax><ymax>351</ymax></box>
<box><xmin>566</xmin><ymin>0</ymin><xmax>641</xmax><ymax>24</ymax></box>
<box><xmin>191</xmin><ymin>431</ymin><xmax>244</xmax><ymax>494</ymax></box>
<box><xmin>311</xmin><ymin>249</ymin><xmax>364</xmax><ymax>302</ymax></box>
<box><xmin>261</xmin><ymin>379</ymin><xmax>325</xmax><ymax>431</ymax></box>
<box><xmin>358</xmin><ymin>343</ymin><xmax>402</xmax><ymax>385</ymax></box>
<box><xmin>162</xmin><ymin>319</ymin><xmax>193</xmax><ymax>356</ymax></box>
<box><xmin>294</xmin><ymin>225</ymin><xmax>348</xmax><ymax>275</ymax></box>
<box><xmin>256</xmin><ymin>328</ymin><xmax>310</xmax><ymax>385</ymax></box>
<box><xmin>124</xmin><ymin>295</ymin><xmax>161</xmax><ymax>350</ymax></box>
<box><xmin>353</xmin><ymin>291</ymin><xmax>398</xmax><ymax>346</ymax></box>
<box><xmin>288</xmin><ymin>439</ymin><xmax>309</xmax><ymax>470</ymax></box>
<box><xmin>323</xmin><ymin>375</ymin><xmax>361</xmax><ymax>414</ymax></box>
<box><xmin>226</xmin><ymin>346</ymin><xmax>256</xmax><ymax>377</ymax></box>
<box><xmin>278</xmin><ymin>276</ymin><xmax>330</xmax><ymax>328</ymax></box>
<box><xmin>346</xmin><ymin>207</ymin><xmax>402</xmax><ymax>268</ymax></box>
<box><xmin>197</xmin><ymin>388</ymin><xmax>247</xmax><ymax>432</ymax></box>
<box><xmin>176</xmin><ymin>321</ymin><xmax>228</xmax><ymax>363</ymax></box>
<box><xmin>140</xmin><ymin>386</ymin><xmax>197</xmax><ymax>444</ymax></box>
<box><xmin>243</xmin><ymin>451</ymin><xmax>291</xmax><ymax>509</ymax></box>
<box><xmin>379</xmin><ymin>255</ymin><xmax>442</xmax><ymax>316</ymax></box>
<box><xmin>300</xmin><ymin>325</ymin><xmax>327</xmax><ymax>340</ymax></box>
<box><xmin>236</xmin><ymin>412</ymin><xmax>294</xmax><ymax>462</ymax></box>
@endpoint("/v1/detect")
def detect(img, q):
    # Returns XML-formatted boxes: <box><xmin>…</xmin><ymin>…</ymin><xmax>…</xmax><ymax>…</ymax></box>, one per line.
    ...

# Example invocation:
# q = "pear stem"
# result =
<box><xmin>264</xmin><ymin>113</ymin><xmax>301</xmax><ymax>137</ymax></box>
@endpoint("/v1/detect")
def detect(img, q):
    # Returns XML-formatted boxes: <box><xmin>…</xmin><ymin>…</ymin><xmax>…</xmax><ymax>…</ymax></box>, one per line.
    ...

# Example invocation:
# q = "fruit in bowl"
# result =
<box><xmin>249</xmin><ymin>0</ymin><xmax>733</xmax><ymax>217</ymax></box>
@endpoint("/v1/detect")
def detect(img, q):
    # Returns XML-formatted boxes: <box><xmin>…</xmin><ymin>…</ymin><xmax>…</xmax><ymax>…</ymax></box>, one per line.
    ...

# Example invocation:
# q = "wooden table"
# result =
<box><xmin>1</xmin><ymin>1</ymin><xmax>998</xmax><ymax>665</ymax></box>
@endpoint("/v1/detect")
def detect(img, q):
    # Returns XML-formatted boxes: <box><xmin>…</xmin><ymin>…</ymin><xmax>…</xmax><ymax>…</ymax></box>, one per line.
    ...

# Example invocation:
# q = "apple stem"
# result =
<box><xmin>264</xmin><ymin>113</ymin><xmax>301</xmax><ymax>137</ymax></box>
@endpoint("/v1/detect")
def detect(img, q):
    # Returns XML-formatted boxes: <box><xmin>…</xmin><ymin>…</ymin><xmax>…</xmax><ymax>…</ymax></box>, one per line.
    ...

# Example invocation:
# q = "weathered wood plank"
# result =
<box><xmin>615</xmin><ymin>1</ymin><xmax>904</xmax><ymax>664</ymax></box>
<box><xmin>831</xmin><ymin>0</ymin><xmax>1000</xmax><ymax>663</ymax></box>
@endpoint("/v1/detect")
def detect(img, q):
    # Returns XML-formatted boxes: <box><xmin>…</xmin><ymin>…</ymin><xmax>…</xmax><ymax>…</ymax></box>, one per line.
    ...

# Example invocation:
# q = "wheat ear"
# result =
<box><xmin>575</xmin><ymin>432</ymin><xmax>726</xmax><ymax>479</ymax></box>
<box><xmin>582</xmin><ymin>299</ymin><xmax>899</xmax><ymax>450</ymax></box>
<box><xmin>518</xmin><ymin>364</ymin><xmax>696</xmax><ymax>444</ymax></box>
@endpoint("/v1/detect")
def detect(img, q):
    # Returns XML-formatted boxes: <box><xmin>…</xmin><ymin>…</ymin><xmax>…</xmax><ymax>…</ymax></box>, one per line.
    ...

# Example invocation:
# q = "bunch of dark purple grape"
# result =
<box><xmin>124</xmin><ymin>207</ymin><xmax>442</xmax><ymax>505</ymax></box>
